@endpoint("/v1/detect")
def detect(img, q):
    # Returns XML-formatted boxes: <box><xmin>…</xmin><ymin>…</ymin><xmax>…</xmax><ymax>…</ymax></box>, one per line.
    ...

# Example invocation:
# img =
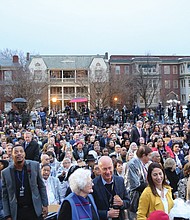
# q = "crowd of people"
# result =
<box><xmin>0</xmin><ymin>103</ymin><xmax>190</xmax><ymax>220</ymax></box>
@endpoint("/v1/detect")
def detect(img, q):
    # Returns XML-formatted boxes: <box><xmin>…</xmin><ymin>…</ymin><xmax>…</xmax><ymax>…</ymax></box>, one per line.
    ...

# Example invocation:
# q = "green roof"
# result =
<box><xmin>31</xmin><ymin>55</ymin><xmax>105</xmax><ymax>69</ymax></box>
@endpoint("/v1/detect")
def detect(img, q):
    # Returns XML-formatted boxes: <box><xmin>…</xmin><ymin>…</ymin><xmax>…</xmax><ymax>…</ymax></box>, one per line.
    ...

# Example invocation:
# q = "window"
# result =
<box><xmin>63</xmin><ymin>71</ymin><xmax>74</xmax><ymax>78</ymax></box>
<box><xmin>4</xmin><ymin>71</ymin><xmax>12</xmax><ymax>81</ymax></box>
<box><xmin>4</xmin><ymin>102</ymin><xmax>12</xmax><ymax>112</ymax></box>
<box><xmin>34</xmin><ymin>70</ymin><xmax>42</xmax><ymax>80</ymax></box>
<box><xmin>181</xmin><ymin>94</ymin><xmax>186</xmax><ymax>103</ymax></box>
<box><xmin>125</xmin><ymin>66</ymin><xmax>129</xmax><ymax>74</ymax></box>
<box><xmin>173</xmin><ymin>66</ymin><xmax>178</xmax><ymax>74</ymax></box>
<box><xmin>165</xmin><ymin>80</ymin><xmax>171</xmax><ymax>89</ymax></box>
<box><xmin>180</xmin><ymin>64</ymin><xmax>185</xmax><ymax>73</ymax></box>
<box><xmin>181</xmin><ymin>80</ymin><xmax>185</xmax><ymax>88</ymax></box>
<box><xmin>77</xmin><ymin>87</ymin><xmax>88</xmax><ymax>93</ymax></box>
<box><xmin>164</xmin><ymin>66</ymin><xmax>170</xmax><ymax>74</ymax></box>
<box><xmin>115</xmin><ymin>66</ymin><xmax>120</xmax><ymax>74</ymax></box>
<box><xmin>95</xmin><ymin>70</ymin><xmax>102</xmax><ymax>79</ymax></box>
<box><xmin>187</xmin><ymin>64</ymin><xmax>190</xmax><ymax>72</ymax></box>
<box><xmin>173</xmin><ymin>80</ymin><xmax>178</xmax><ymax>89</ymax></box>
<box><xmin>64</xmin><ymin>87</ymin><xmax>74</xmax><ymax>94</ymax></box>
<box><xmin>140</xmin><ymin>98</ymin><xmax>144</xmax><ymax>103</ymax></box>
<box><xmin>50</xmin><ymin>87</ymin><xmax>62</xmax><ymax>94</ymax></box>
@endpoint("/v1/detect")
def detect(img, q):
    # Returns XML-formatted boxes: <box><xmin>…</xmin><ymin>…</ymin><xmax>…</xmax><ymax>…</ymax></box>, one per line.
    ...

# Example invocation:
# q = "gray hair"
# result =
<box><xmin>63</xmin><ymin>157</ymin><xmax>71</xmax><ymax>163</ymax></box>
<box><xmin>150</xmin><ymin>151</ymin><xmax>160</xmax><ymax>159</ymax></box>
<box><xmin>69</xmin><ymin>168</ymin><xmax>91</xmax><ymax>194</ymax></box>
<box><xmin>164</xmin><ymin>158</ymin><xmax>176</xmax><ymax>169</ymax></box>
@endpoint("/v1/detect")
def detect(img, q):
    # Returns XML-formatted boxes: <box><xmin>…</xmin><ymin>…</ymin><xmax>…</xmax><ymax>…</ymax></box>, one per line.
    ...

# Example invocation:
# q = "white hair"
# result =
<box><xmin>69</xmin><ymin>168</ymin><xmax>91</xmax><ymax>194</ymax></box>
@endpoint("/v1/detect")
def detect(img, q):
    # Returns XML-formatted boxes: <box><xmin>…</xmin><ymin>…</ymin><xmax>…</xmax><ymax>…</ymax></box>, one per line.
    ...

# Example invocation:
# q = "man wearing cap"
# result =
<box><xmin>2</xmin><ymin>144</ymin><xmax>48</xmax><ymax>220</ymax></box>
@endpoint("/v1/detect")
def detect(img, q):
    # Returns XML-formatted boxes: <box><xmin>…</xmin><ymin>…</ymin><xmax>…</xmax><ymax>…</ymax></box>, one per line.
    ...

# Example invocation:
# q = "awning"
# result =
<box><xmin>69</xmin><ymin>97</ymin><xmax>88</xmax><ymax>103</ymax></box>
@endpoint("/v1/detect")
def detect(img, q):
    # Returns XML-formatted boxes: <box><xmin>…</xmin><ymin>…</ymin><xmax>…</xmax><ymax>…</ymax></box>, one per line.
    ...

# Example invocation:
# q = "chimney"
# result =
<box><xmin>26</xmin><ymin>52</ymin><xmax>30</xmax><ymax>61</ymax></box>
<box><xmin>105</xmin><ymin>52</ymin><xmax>108</xmax><ymax>60</ymax></box>
<box><xmin>13</xmin><ymin>55</ymin><xmax>19</xmax><ymax>63</ymax></box>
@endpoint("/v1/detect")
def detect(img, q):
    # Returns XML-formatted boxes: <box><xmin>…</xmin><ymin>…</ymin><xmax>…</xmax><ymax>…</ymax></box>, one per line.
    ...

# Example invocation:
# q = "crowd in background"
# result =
<box><xmin>0</xmin><ymin>102</ymin><xmax>190</xmax><ymax>219</ymax></box>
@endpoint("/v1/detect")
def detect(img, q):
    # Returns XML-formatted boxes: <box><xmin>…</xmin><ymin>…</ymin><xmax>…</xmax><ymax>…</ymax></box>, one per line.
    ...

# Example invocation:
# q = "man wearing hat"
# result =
<box><xmin>85</xmin><ymin>154</ymin><xmax>96</xmax><ymax>171</ymax></box>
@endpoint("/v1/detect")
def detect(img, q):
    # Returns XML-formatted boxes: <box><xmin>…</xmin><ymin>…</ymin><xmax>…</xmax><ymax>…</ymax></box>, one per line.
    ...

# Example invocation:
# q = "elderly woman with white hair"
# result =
<box><xmin>57</xmin><ymin>168</ymin><xmax>99</xmax><ymax>220</ymax></box>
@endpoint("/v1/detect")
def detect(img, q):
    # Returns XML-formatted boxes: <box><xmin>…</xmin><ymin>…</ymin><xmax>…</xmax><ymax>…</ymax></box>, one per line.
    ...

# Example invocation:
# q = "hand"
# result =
<box><xmin>6</xmin><ymin>218</ymin><xmax>12</xmax><ymax>220</ymax></box>
<box><xmin>113</xmin><ymin>195</ymin><xmax>123</xmax><ymax>207</ymax></box>
<box><xmin>42</xmin><ymin>206</ymin><xmax>48</xmax><ymax>219</ymax></box>
<box><xmin>108</xmin><ymin>208</ymin><xmax>120</xmax><ymax>218</ymax></box>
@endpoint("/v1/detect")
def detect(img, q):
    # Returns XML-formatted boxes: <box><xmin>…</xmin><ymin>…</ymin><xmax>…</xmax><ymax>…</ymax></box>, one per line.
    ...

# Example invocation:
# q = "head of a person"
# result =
<box><xmin>46</xmin><ymin>151</ymin><xmax>55</xmax><ymax>163</ymax></box>
<box><xmin>126</xmin><ymin>151</ymin><xmax>134</xmax><ymax>162</ymax></box>
<box><xmin>120</xmin><ymin>147</ymin><xmax>127</xmax><ymax>157</ymax></box>
<box><xmin>171</xmin><ymin>142</ymin><xmax>181</xmax><ymax>154</ymax></box>
<box><xmin>164</xmin><ymin>158</ymin><xmax>176</xmax><ymax>171</ymax></box>
<box><xmin>0</xmin><ymin>159</ymin><xmax>9</xmax><ymax>171</ymax></box>
<box><xmin>114</xmin><ymin>144</ymin><xmax>121</xmax><ymax>154</ymax></box>
<box><xmin>156</xmin><ymin>137</ymin><xmax>165</xmax><ymax>149</ymax></box>
<box><xmin>24</xmin><ymin>132</ymin><xmax>32</xmax><ymax>143</ymax></box>
<box><xmin>12</xmin><ymin>145</ymin><xmax>25</xmax><ymax>165</ymax></box>
<box><xmin>6</xmin><ymin>143</ymin><xmax>13</xmax><ymax>156</ymax></box>
<box><xmin>2</xmin><ymin>153</ymin><xmax>9</xmax><ymax>161</ymax></box>
<box><xmin>129</xmin><ymin>142</ymin><xmax>138</xmax><ymax>152</ymax></box>
<box><xmin>107</xmin><ymin>140</ymin><xmax>115</xmax><ymax>149</ymax></box>
<box><xmin>41</xmin><ymin>164</ymin><xmax>51</xmax><ymax>180</ymax></box>
<box><xmin>69</xmin><ymin>168</ymin><xmax>93</xmax><ymax>196</ymax></box>
<box><xmin>170</xmin><ymin>132</ymin><xmax>178</xmax><ymax>141</ymax></box>
<box><xmin>62</xmin><ymin>158</ymin><xmax>71</xmax><ymax>169</ymax></box>
<box><xmin>124</xmin><ymin>139</ymin><xmax>131</xmax><ymax>148</ymax></box>
<box><xmin>40</xmin><ymin>153</ymin><xmax>50</xmax><ymax>165</ymax></box>
<box><xmin>150</xmin><ymin>151</ymin><xmax>161</xmax><ymax>163</ymax></box>
<box><xmin>76</xmin><ymin>141</ymin><xmax>83</xmax><ymax>150</ymax></box>
<box><xmin>183</xmin><ymin>162</ymin><xmax>190</xmax><ymax>177</ymax></box>
<box><xmin>102</xmin><ymin>147</ymin><xmax>109</xmax><ymax>156</ymax></box>
<box><xmin>114</xmin><ymin>159</ymin><xmax>123</xmax><ymax>174</ymax></box>
<box><xmin>98</xmin><ymin>156</ymin><xmax>114</xmax><ymax>183</ymax></box>
<box><xmin>48</xmin><ymin>136</ymin><xmax>55</xmax><ymax>145</ymax></box>
<box><xmin>94</xmin><ymin>140</ymin><xmax>100</xmax><ymax>153</ymax></box>
<box><xmin>136</xmin><ymin>120</ymin><xmax>143</xmax><ymax>129</ymax></box>
<box><xmin>47</xmin><ymin>146</ymin><xmax>55</xmax><ymax>153</ymax></box>
<box><xmin>147</xmin><ymin>162</ymin><xmax>167</xmax><ymax>196</ymax></box>
<box><xmin>136</xmin><ymin>145</ymin><xmax>152</xmax><ymax>164</ymax></box>
<box><xmin>92</xmin><ymin>162</ymin><xmax>101</xmax><ymax>177</ymax></box>
<box><xmin>139</xmin><ymin>137</ymin><xmax>145</xmax><ymax>145</ymax></box>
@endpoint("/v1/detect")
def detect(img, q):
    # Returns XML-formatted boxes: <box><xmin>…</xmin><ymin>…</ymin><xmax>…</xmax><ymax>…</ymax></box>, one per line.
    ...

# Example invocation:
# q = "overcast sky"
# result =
<box><xmin>1</xmin><ymin>0</ymin><xmax>190</xmax><ymax>56</ymax></box>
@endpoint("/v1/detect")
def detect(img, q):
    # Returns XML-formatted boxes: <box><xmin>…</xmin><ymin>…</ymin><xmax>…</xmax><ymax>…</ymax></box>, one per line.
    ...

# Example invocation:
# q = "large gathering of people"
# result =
<box><xmin>0</xmin><ymin>102</ymin><xmax>190</xmax><ymax>220</ymax></box>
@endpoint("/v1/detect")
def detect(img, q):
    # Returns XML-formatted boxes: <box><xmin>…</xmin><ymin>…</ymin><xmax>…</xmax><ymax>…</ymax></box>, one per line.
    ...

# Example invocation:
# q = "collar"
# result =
<box><xmin>101</xmin><ymin>176</ymin><xmax>114</xmax><ymax>185</ymax></box>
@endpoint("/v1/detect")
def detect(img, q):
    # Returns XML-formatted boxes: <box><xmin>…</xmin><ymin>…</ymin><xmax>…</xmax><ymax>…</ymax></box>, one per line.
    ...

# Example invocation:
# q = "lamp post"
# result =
<box><xmin>114</xmin><ymin>97</ymin><xmax>118</xmax><ymax>109</ymax></box>
<box><xmin>52</xmin><ymin>97</ymin><xmax>57</xmax><ymax>111</ymax></box>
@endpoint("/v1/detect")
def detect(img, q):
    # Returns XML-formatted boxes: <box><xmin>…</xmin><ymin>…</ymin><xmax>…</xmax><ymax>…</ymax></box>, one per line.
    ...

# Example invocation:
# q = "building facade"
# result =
<box><xmin>109</xmin><ymin>55</ymin><xmax>190</xmax><ymax>109</ymax></box>
<box><xmin>0</xmin><ymin>55</ymin><xmax>20</xmax><ymax>112</ymax></box>
<box><xmin>28</xmin><ymin>54</ymin><xmax>109</xmax><ymax>111</ymax></box>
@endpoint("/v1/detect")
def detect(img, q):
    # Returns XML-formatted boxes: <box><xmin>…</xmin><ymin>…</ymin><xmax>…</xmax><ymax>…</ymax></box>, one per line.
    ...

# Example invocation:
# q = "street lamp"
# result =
<box><xmin>52</xmin><ymin>97</ymin><xmax>57</xmax><ymax>103</ymax></box>
<box><xmin>114</xmin><ymin>97</ymin><xmax>118</xmax><ymax>109</ymax></box>
<box><xmin>51</xmin><ymin>97</ymin><xmax>57</xmax><ymax>111</ymax></box>
<box><xmin>114</xmin><ymin>97</ymin><xmax>118</xmax><ymax>102</ymax></box>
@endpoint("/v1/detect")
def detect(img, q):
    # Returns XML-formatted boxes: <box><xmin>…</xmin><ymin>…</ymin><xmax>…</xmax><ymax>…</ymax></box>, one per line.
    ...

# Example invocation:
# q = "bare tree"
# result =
<box><xmin>132</xmin><ymin>55</ymin><xmax>160</xmax><ymax>110</ymax></box>
<box><xmin>0</xmin><ymin>49</ymin><xmax>48</xmax><ymax>111</ymax></box>
<box><xmin>109</xmin><ymin>71</ymin><xmax>135</xmax><ymax>109</ymax></box>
